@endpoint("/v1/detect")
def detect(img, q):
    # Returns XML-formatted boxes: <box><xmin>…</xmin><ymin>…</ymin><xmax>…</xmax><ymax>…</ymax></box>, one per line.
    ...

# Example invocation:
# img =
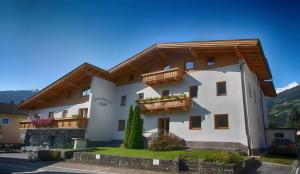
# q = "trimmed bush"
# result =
<box><xmin>124</xmin><ymin>106</ymin><xmax>134</xmax><ymax>148</ymax></box>
<box><xmin>128</xmin><ymin>106</ymin><xmax>144</xmax><ymax>149</ymax></box>
<box><xmin>202</xmin><ymin>151</ymin><xmax>243</xmax><ymax>164</ymax></box>
<box><xmin>149</xmin><ymin>134</ymin><xmax>184</xmax><ymax>151</ymax></box>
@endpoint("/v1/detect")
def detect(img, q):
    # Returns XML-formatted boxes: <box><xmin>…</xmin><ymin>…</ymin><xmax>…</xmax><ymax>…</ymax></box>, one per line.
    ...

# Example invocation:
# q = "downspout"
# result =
<box><xmin>239</xmin><ymin>60</ymin><xmax>252</xmax><ymax>155</ymax></box>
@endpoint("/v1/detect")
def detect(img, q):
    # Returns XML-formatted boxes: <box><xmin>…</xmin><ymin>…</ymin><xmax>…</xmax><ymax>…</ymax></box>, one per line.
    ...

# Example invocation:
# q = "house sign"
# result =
<box><xmin>94</xmin><ymin>98</ymin><xmax>112</xmax><ymax>107</ymax></box>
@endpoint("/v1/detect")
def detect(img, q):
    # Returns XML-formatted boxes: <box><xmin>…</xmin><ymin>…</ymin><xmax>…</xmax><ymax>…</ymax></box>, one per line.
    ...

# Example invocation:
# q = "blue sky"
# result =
<box><xmin>0</xmin><ymin>0</ymin><xmax>299</xmax><ymax>90</ymax></box>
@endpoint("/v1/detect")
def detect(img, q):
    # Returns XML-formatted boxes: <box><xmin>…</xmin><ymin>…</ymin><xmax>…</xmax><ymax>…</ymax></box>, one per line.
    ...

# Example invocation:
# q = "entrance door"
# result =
<box><xmin>158</xmin><ymin>118</ymin><xmax>169</xmax><ymax>134</ymax></box>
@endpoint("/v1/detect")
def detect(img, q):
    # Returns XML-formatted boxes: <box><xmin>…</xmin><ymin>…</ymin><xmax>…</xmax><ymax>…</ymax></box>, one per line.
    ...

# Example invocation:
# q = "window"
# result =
<box><xmin>81</xmin><ymin>87</ymin><xmax>91</xmax><ymax>96</ymax></box>
<box><xmin>189</xmin><ymin>86</ymin><xmax>198</xmax><ymax>98</ymax></box>
<box><xmin>275</xmin><ymin>132</ymin><xmax>284</xmax><ymax>138</ymax></box>
<box><xmin>1</xmin><ymin>118</ymin><xmax>10</xmax><ymax>125</ymax></box>
<box><xmin>48</xmin><ymin>112</ymin><xmax>54</xmax><ymax>118</ymax></box>
<box><xmin>189</xmin><ymin>116</ymin><xmax>201</xmax><ymax>129</ymax></box>
<box><xmin>248</xmin><ymin>84</ymin><xmax>252</xmax><ymax>98</ymax></box>
<box><xmin>62</xmin><ymin>110</ymin><xmax>68</xmax><ymax>118</ymax></box>
<box><xmin>79</xmin><ymin>108</ymin><xmax>88</xmax><ymax>118</ymax></box>
<box><xmin>120</xmin><ymin>95</ymin><xmax>127</xmax><ymax>106</ymax></box>
<box><xmin>207</xmin><ymin>57</ymin><xmax>215</xmax><ymax>66</ymax></box>
<box><xmin>118</xmin><ymin>120</ymin><xmax>126</xmax><ymax>131</ymax></box>
<box><xmin>129</xmin><ymin>75</ymin><xmax>134</xmax><ymax>81</ymax></box>
<box><xmin>162</xmin><ymin>90</ymin><xmax>169</xmax><ymax>97</ymax></box>
<box><xmin>138</xmin><ymin>93</ymin><xmax>144</xmax><ymax>100</ymax></box>
<box><xmin>185</xmin><ymin>61</ymin><xmax>194</xmax><ymax>70</ymax></box>
<box><xmin>34</xmin><ymin>113</ymin><xmax>41</xmax><ymax>119</ymax></box>
<box><xmin>216</xmin><ymin>81</ymin><xmax>227</xmax><ymax>96</ymax></box>
<box><xmin>214</xmin><ymin>114</ymin><xmax>229</xmax><ymax>129</ymax></box>
<box><xmin>163</xmin><ymin>65</ymin><xmax>171</xmax><ymax>70</ymax></box>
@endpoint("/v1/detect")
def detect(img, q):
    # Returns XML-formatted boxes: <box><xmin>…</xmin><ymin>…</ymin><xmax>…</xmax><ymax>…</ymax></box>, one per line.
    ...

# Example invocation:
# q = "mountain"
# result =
<box><xmin>267</xmin><ymin>84</ymin><xmax>300</xmax><ymax>127</ymax></box>
<box><xmin>276</xmin><ymin>82</ymin><xmax>299</xmax><ymax>94</ymax></box>
<box><xmin>0</xmin><ymin>90</ymin><xmax>38</xmax><ymax>104</ymax></box>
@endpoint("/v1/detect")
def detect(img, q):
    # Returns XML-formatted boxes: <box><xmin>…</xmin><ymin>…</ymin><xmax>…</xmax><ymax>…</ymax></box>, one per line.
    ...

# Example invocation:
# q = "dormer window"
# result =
<box><xmin>185</xmin><ymin>61</ymin><xmax>194</xmax><ymax>70</ymax></box>
<box><xmin>207</xmin><ymin>57</ymin><xmax>215</xmax><ymax>66</ymax></box>
<box><xmin>163</xmin><ymin>65</ymin><xmax>171</xmax><ymax>70</ymax></box>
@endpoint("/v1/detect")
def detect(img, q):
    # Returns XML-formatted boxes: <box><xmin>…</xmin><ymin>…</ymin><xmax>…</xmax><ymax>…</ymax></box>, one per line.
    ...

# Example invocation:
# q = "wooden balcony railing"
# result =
<box><xmin>142</xmin><ymin>67</ymin><xmax>184</xmax><ymax>85</ymax></box>
<box><xmin>139</xmin><ymin>97</ymin><xmax>190</xmax><ymax>113</ymax></box>
<box><xmin>19</xmin><ymin>117</ymin><xmax>88</xmax><ymax>129</ymax></box>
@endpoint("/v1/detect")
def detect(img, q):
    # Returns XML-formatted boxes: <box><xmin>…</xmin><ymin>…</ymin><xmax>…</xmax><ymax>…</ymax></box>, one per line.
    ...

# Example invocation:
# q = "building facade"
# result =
<box><xmin>19</xmin><ymin>39</ymin><xmax>276</xmax><ymax>154</ymax></box>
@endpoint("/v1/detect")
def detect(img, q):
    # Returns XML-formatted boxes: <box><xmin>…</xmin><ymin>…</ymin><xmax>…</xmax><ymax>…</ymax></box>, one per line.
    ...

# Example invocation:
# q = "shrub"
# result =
<box><xmin>149</xmin><ymin>134</ymin><xmax>184</xmax><ymax>151</ymax></box>
<box><xmin>124</xmin><ymin>106</ymin><xmax>134</xmax><ymax>148</ymax></box>
<box><xmin>128</xmin><ymin>106</ymin><xmax>144</xmax><ymax>149</ymax></box>
<box><xmin>202</xmin><ymin>151</ymin><xmax>243</xmax><ymax>164</ymax></box>
<box><xmin>38</xmin><ymin>150</ymin><xmax>62</xmax><ymax>161</ymax></box>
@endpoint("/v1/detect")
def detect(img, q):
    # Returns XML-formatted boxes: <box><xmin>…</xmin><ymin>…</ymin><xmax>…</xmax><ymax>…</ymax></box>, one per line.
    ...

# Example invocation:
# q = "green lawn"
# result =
<box><xmin>258</xmin><ymin>154</ymin><xmax>297</xmax><ymax>165</ymax></box>
<box><xmin>85</xmin><ymin>147</ymin><xmax>245</xmax><ymax>164</ymax></box>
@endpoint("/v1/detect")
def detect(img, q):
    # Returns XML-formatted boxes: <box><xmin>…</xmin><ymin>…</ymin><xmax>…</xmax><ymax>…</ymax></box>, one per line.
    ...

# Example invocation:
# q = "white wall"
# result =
<box><xmin>87</xmin><ymin>76</ymin><xmax>116</xmax><ymax>141</ymax></box>
<box><xmin>112</xmin><ymin>64</ymin><xmax>248</xmax><ymax>147</ymax></box>
<box><xmin>28</xmin><ymin>102</ymin><xmax>90</xmax><ymax>119</ymax></box>
<box><xmin>242</xmin><ymin>62</ymin><xmax>268</xmax><ymax>149</ymax></box>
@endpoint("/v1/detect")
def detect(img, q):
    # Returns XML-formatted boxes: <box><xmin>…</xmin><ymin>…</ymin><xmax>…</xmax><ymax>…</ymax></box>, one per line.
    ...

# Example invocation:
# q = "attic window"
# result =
<box><xmin>207</xmin><ymin>57</ymin><xmax>215</xmax><ymax>66</ymax></box>
<box><xmin>163</xmin><ymin>65</ymin><xmax>171</xmax><ymax>70</ymax></box>
<box><xmin>81</xmin><ymin>87</ymin><xmax>91</xmax><ymax>96</ymax></box>
<box><xmin>185</xmin><ymin>61</ymin><xmax>194</xmax><ymax>70</ymax></box>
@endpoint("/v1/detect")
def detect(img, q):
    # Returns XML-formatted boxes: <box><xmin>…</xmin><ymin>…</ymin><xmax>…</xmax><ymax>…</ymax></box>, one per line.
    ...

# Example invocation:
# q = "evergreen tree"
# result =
<box><xmin>128</xmin><ymin>106</ymin><xmax>144</xmax><ymax>149</ymax></box>
<box><xmin>124</xmin><ymin>106</ymin><xmax>134</xmax><ymax>148</ymax></box>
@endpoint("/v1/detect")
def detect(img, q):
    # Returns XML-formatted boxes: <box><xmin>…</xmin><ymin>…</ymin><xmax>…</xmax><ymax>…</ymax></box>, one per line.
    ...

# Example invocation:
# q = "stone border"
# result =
<box><xmin>71</xmin><ymin>152</ymin><xmax>257</xmax><ymax>174</ymax></box>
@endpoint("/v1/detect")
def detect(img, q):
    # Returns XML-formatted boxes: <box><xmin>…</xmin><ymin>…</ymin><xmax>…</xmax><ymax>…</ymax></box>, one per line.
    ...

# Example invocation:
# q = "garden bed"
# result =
<box><xmin>70</xmin><ymin>147</ymin><xmax>254</xmax><ymax>173</ymax></box>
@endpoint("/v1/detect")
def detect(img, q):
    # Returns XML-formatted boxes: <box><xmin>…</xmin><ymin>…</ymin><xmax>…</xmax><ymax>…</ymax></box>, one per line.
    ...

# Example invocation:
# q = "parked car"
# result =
<box><xmin>271</xmin><ymin>138</ymin><xmax>297</xmax><ymax>155</ymax></box>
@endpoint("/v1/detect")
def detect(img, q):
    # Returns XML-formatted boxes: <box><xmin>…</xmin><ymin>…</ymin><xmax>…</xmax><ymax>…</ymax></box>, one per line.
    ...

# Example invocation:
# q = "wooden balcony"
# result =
<box><xmin>139</xmin><ymin>97</ymin><xmax>190</xmax><ymax>113</ymax></box>
<box><xmin>142</xmin><ymin>67</ymin><xmax>184</xmax><ymax>85</ymax></box>
<box><xmin>19</xmin><ymin>117</ymin><xmax>88</xmax><ymax>129</ymax></box>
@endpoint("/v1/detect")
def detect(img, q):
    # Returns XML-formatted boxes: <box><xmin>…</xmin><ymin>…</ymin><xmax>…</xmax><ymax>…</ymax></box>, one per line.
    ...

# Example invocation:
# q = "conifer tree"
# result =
<box><xmin>124</xmin><ymin>106</ymin><xmax>134</xmax><ymax>148</ymax></box>
<box><xmin>128</xmin><ymin>106</ymin><xmax>144</xmax><ymax>149</ymax></box>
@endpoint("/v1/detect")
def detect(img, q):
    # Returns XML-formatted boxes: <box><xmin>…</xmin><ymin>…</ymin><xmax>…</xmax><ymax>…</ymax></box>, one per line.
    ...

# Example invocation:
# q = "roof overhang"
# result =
<box><xmin>18</xmin><ymin>63</ymin><xmax>113</xmax><ymax>110</ymax></box>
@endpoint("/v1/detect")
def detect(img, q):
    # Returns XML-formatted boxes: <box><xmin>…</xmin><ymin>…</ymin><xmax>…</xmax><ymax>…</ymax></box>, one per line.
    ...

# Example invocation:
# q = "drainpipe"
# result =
<box><xmin>239</xmin><ymin>60</ymin><xmax>252</xmax><ymax>155</ymax></box>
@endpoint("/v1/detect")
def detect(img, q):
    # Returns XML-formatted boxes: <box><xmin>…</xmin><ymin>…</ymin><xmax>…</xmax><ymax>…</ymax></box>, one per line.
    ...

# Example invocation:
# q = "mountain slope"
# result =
<box><xmin>0</xmin><ymin>90</ymin><xmax>37</xmax><ymax>104</ymax></box>
<box><xmin>276</xmin><ymin>82</ymin><xmax>299</xmax><ymax>94</ymax></box>
<box><xmin>267</xmin><ymin>85</ymin><xmax>300</xmax><ymax>127</ymax></box>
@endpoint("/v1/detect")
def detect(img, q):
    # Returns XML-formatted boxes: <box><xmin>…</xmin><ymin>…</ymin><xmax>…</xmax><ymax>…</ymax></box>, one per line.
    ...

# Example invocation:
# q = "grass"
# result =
<box><xmin>258</xmin><ymin>154</ymin><xmax>297</xmax><ymax>165</ymax></box>
<box><xmin>85</xmin><ymin>147</ymin><xmax>245</xmax><ymax>164</ymax></box>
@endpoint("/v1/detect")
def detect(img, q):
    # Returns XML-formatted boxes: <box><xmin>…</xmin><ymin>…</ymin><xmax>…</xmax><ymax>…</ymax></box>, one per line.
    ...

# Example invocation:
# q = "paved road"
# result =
<box><xmin>0</xmin><ymin>153</ymin><xmax>294</xmax><ymax>174</ymax></box>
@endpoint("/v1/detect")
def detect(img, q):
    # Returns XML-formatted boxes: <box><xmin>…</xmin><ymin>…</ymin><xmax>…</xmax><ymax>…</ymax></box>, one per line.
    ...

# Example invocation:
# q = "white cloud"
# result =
<box><xmin>276</xmin><ymin>82</ymin><xmax>299</xmax><ymax>94</ymax></box>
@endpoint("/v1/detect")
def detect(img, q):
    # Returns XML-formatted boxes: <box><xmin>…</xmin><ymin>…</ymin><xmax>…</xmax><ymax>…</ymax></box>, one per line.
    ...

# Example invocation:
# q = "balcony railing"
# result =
<box><xmin>142</xmin><ymin>67</ymin><xmax>184</xmax><ymax>85</ymax></box>
<box><xmin>19</xmin><ymin>117</ymin><xmax>88</xmax><ymax>129</ymax></box>
<box><xmin>139</xmin><ymin>97</ymin><xmax>190</xmax><ymax>113</ymax></box>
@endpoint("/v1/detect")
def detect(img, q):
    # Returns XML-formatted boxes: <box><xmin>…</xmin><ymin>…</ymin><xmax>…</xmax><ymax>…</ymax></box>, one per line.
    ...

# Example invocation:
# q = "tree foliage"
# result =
<box><xmin>124</xmin><ymin>105</ymin><xmax>134</xmax><ymax>148</ymax></box>
<box><xmin>127</xmin><ymin>106</ymin><xmax>144</xmax><ymax>149</ymax></box>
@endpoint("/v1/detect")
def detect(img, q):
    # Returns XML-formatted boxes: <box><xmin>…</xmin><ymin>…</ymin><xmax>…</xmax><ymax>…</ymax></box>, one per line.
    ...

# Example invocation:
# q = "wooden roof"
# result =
<box><xmin>19</xmin><ymin>39</ymin><xmax>276</xmax><ymax>110</ymax></box>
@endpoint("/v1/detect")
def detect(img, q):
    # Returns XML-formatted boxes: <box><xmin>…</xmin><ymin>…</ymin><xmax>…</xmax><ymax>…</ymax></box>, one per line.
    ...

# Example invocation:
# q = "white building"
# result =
<box><xmin>19</xmin><ymin>39</ymin><xmax>276</xmax><ymax>155</ymax></box>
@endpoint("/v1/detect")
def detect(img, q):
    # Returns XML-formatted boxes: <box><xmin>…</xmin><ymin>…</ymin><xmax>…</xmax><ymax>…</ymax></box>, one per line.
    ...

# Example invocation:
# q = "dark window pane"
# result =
<box><xmin>138</xmin><ymin>93</ymin><xmax>144</xmax><ymax>100</ymax></box>
<box><xmin>190</xmin><ymin>116</ymin><xmax>201</xmax><ymax>129</ymax></box>
<box><xmin>207</xmin><ymin>57</ymin><xmax>215</xmax><ymax>66</ymax></box>
<box><xmin>120</xmin><ymin>95</ymin><xmax>126</xmax><ymax>106</ymax></box>
<box><xmin>214</xmin><ymin>114</ymin><xmax>229</xmax><ymax>129</ymax></box>
<box><xmin>275</xmin><ymin>133</ymin><xmax>284</xmax><ymax>138</ymax></box>
<box><xmin>163</xmin><ymin>65</ymin><xmax>171</xmax><ymax>70</ymax></box>
<box><xmin>185</xmin><ymin>61</ymin><xmax>194</xmax><ymax>70</ymax></box>
<box><xmin>217</xmin><ymin>82</ymin><xmax>226</xmax><ymax>96</ymax></box>
<box><xmin>118</xmin><ymin>120</ymin><xmax>126</xmax><ymax>131</ymax></box>
<box><xmin>190</xmin><ymin>86</ymin><xmax>198</xmax><ymax>98</ymax></box>
<box><xmin>48</xmin><ymin>112</ymin><xmax>54</xmax><ymax>118</ymax></box>
<box><xmin>162</xmin><ymin>90</ymin><xmax>169</xmax><ymax>97</ymax></box>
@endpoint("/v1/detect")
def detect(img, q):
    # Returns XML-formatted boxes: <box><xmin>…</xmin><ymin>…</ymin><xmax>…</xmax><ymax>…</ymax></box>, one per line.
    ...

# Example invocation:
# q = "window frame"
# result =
<box><xmin>189</xmin><ymin>116</ymin><xmax>202</xmax><ymax>130</ymax></box>
<box><xmin>34</xmin><ymin>113</ymin><xmax>41</xmax><ymax>119</ymax></box>
<box><xmin>216</xmin><ymin>81</ymin><xmax>227</xmax><ymax>96</ymax></box>
<box><xmin>118</xmin><ymin>120</ymin><xmax>126</xmax><ymax>131</ymax></box>
<box><xmin>120</xmin><ymin>95</ymin><xmax>127</xmax><ymax>106</ymax></box>
<box><xmin>138</xmin><ymin>93</ymin><xmax>144</xmax><ymax>100</ymax></box>
<box><xmin>189</xmin><ymin>85</ymin><xmax>198</xmax><ymax>98</ymax></box>
<box><xmin>48</xmin><ymin>112</ymin><xmax>54</xmax><ymax>118</ymax></box>
<box><xmin>81</xmin><ymin>87</ymin><xmax>91</xmax><ymax>97</ymax></box>
<box><xmin>163</xmin><ymin>65</ymin><xmax>171</xmax><ymax>70</ymax></box>
<box><xmin>184</xmin><ymin>61</ymin><xmax>194</xmax><ymax>70</ymax></box>
<box><xmin>79</xmin><ymin>108</ymin><xmax>88</xmax><ymax>118</ymax></box>
<box><xmin>214</xmin><ymin>114</ymin><xmax>229</xmax><ymax>129</ymax></box>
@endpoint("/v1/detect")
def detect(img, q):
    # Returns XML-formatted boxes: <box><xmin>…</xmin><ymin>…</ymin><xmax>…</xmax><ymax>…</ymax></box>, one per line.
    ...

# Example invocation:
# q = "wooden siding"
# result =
<box><xmin>19</xmin><ymin>117</ymin><xmax>88</xmax><ymax>129</ymax></box>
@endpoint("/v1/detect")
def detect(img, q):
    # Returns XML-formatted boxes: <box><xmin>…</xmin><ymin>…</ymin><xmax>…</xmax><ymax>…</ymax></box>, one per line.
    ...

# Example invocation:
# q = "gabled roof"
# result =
<box><xmin>19</xmin><ymin>39</ymin><xmax>276</xmax><ymax>110</ymax></box>
<box><xmin>0</xmin><ymin>103</ymin><xmax>28</xmax><ymax>116</ymax></box>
